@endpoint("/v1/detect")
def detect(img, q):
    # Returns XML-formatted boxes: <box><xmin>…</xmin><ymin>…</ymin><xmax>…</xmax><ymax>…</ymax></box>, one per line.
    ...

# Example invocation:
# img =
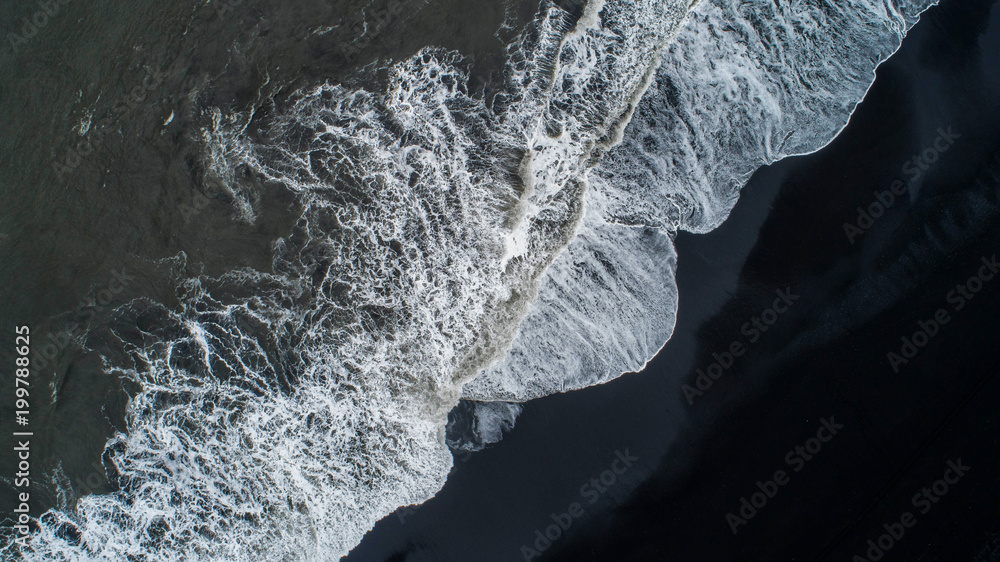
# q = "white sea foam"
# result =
<box><xmin>13</xmin><ymin>1</ymin><xmax>692</xmax><ymax>559</ymax></box>
<box><xmin>464</xmin><ymin>0</ymin><xmax>937</xmax><ymax>403</ymax></box>
<box><xmin>10</xmin><ymin>0</ymin><xmax>938</xmax><ymax>560</ymax></box>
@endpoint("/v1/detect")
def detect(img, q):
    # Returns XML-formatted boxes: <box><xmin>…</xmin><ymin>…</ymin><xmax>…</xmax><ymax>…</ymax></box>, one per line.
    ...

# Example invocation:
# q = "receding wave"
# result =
<box><xmin>6</xmin><ymin>0</ymin><xmax>937</xmax><ymax>559</ymax></box>
<box><xmin>463</xmin><ymin>0</ymin><xmax>936</xmax><ymax>404</ymax></box>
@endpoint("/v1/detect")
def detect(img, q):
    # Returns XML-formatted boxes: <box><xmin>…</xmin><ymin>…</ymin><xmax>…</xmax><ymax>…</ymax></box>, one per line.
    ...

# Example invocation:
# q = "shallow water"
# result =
<box><xmin>0</xmin><ymin>0</ymin><xmax>965</xmax><ymax>559</ymax></box>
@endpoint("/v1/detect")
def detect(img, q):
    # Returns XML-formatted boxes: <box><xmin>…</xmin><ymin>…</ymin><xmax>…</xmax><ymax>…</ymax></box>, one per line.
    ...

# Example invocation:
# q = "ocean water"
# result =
<box><xmin>0</xmin><ymin>0</ymin><xmax>938</xmax><ymax>559</ymax></box>
<box><xmin>462</xmin><ymin>0</ymin><xmax>934</xmax><ymax>426</ymax></box>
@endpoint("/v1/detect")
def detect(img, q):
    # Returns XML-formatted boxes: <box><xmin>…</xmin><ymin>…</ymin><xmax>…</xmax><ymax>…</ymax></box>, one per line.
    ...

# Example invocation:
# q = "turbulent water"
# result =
<box><xmin>5</xmin><ymin>0</ymin><xmax>937</xmax><ymax>559</ymax></box>
<box><xmin>464</xmin><ymin>0</ymin><xmax>937</xmax><ymax>404</ymax></box>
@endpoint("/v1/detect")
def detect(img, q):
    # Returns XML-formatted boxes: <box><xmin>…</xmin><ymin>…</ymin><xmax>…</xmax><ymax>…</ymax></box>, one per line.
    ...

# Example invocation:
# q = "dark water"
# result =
<box><xmin>0</xmin><ymin>0</ymin><xmax>532</xmax><ymax>518</ymax></box>
<box><xmin>346</xmin><ymin>0</ymin><xmax>1000</xmax><ymax>560</ymax></box>
<box><xmin>1</xmin><ymin>0</ymin><xmax>998</xmax><ymax>560</ymax></box>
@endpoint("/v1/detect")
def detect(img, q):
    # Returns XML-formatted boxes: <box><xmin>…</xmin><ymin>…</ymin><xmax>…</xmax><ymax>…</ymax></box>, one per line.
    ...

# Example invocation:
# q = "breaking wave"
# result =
<box><xmin>464</xmin><ymin>0</ymin><xmax>936</xmax><ymax>401</ymax></box>
<box><xmin>7</xmin><ymin>0</ymin><xmax>937</xmax><ymax>559</ymax></box>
